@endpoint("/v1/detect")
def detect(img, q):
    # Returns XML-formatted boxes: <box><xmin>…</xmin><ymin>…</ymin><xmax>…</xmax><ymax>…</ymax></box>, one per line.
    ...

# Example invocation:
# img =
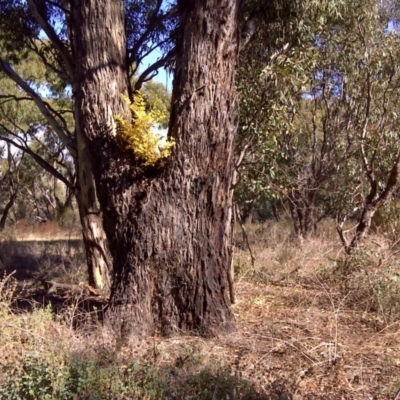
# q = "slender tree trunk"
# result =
<box><xmin>0</xmin><ymin>190</ymin><xmax>18</xmax><ymax>230</ymax></box>
<box><xmin>303</xmin><ymin>191</ymin><xmax>317</xmax><ymax>236</ymax></box>
<box><xmin>75</xmin><ymin>131</ymin><xmax>112</xmax><ymax>293</ymax></box>
<box><xmin>288</xmin><ymin>189</ymin><xmax>318</xmax><ymax>238</ymax></box>
<box><xmin>348</xmin><ymin>206</ymin><xmax>376</xmax><ymax>251</ymax></box>
<box><xmin>288</xmin><ymin>194</ymin><xmax>302</xmax><ymax>236</ymax></box>
<box><xmin>271</xmin><ymin>200</ymin><xmax>280</xmax><ymax>222</ymax></box>
<box><xmin>55</xmin><ymin>185</ymin><xmax>74</xmax><ymax>219</ymax></box>
<box><xmin>0</xmin><ymin>146</ymin><xmax>21</xmax><ymax>230</ymax></box>
<box><xmin>241</xmin><ymin>199</ymin><xmax>255</xmax><ymax>225</ymax></box>
<box><xmin>73</xmin><ymin>0</ymin><xmax>239</xmax><ymax>338</ymax></box>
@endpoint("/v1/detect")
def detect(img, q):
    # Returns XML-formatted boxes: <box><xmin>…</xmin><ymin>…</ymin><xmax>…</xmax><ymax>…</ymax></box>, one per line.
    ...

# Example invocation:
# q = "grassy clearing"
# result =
<box><xmin>1</xmin><ymin>219</ymin><xmax>400</xmax><ymax>399</ymax></box>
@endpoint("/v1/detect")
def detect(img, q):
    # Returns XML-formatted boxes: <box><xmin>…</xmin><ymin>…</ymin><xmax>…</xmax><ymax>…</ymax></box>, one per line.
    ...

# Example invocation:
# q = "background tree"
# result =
<box><xmin>142</xmin><ymin>80</ymin><xmax>171</xmax><ymax>128</ymax></box>
<box><xmin>0</xmin><ymin>40</ymin><xmax>111</xmax><ymax>290</ymax></box>
<box><xmin>234</xmin><ymin>0</ymin><xmax>342</xmax><ymax>235</ymax></box>
<box><xmin>235</xmin><ymin>0</ymin><xmax>400</xmax><ymax>251</ymax></box>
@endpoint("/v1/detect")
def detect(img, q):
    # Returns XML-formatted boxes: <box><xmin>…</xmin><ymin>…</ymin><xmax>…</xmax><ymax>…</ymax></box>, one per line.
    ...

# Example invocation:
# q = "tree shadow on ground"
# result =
<box><xmin>0</xmin><ymin>355</ymin><xmax>294</xmax><ymax>400</ymax></box>
<box><xmin>12</xmin><ymin>291</ymin><xmax>107</xmax><ymax>327</ymax></box>
<box><xmin>161</xmin><ymin>369</ymin><xmax>292</xmax><ymax>399</ymax></box>
<box><xmin>0</xmin><ymin>238</ymin><xmax>83</xmax><ymax>281</ymax></box>
<box><xmin>0</xmin><ymin>238</ymin><xmax>107</xmax><ymax>327</ymax></box>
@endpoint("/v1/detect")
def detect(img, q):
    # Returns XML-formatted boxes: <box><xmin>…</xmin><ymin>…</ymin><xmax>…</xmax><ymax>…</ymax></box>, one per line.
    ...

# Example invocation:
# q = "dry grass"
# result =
<box><xmin>10</xmin><ymin>219</ymin><xmax>80</xmax><ymax>241</ymax></box>
<box><xmin>1</xmin><ymin>219</ymin><xmax>400</xmax><ymax>399</ymax></box>
<box><xmin>234</xmin><ymin>218</ymin><xmax>342</xmax><ymax>286</ymax></box>
<box><xmin>230</xmin><ymin>218</ymin><xmax>400</xmax><ymax>398</ymax></box>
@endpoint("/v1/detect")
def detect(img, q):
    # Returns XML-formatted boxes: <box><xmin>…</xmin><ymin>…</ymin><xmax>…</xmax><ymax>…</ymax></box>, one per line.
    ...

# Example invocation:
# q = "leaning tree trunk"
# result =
<box><xmin>73</xmin><ymin>0</ymin><xmax>239</xmax><ymax>339</ymax></box>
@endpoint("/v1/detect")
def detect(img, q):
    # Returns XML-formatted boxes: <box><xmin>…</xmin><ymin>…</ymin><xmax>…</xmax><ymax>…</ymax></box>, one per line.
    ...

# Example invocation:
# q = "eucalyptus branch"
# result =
<box><xmin>370</xmin><ymin>51</ymin><xmax>396</xmax><ymax>167</ymax></box>
<box><xmin>0</xmin><ymin>108</ymin><xmax>39</xmax><ymax>140</ymax></box>
<box><xmin>45</xmin><ymin>0</ymin><xmax>70</xmax><ymax>15</ymax></box>
<box><xmin>0</xmin><ymin>142</ymin><xmax>22</xmax><ymax>229</ymax></box>
<box><xmin>26</xmin><ymin>37</ymin><xmax>68</xmax><ymax>81</ymax></box>
<box><xmin>134</xmin><ymin>48</ymin><xmax>175</xmax><ymax>90</ymax></box>
<box><xmin>137</xmin><ymin>38</ymin><xmax>171</xmax><ymax>65</ymax></box>
<box><xmin>0</xmin><ymin>57</ymin><xmax>77</xmax><ymax>158</ymax></box>
<box><xmin>0</xmin><ymin>94</ymin><xmax>32</xmax><ymax>103</ymax></box>
<box><xmin>320</xmin><ymin>76</ymin><xmax>331</xmax><ymax>169</ymax></box>
<box><xmin>44</xmin><ymin>101</ymin><xmax>73</xmax><ymax>138</ymax></box>
<box><xmin>54</xmin><ymin>156</ymin><xmax>74</xmax><ymax>176</ymax></box>
<box><xmin>231</xmin><ymin>138</ymin><xmax>254</xmax><ymax>190</ymax></box>
<box><xmin>347</xmin><ymin>152</ymin><xmax>400</xmax><ymax>253</ymax></box>
<box><xmin>128</xmin><ymin>0</ymin><xmax>164</xmax><ymax>67</ymax></box>
<box><xmin>30</xmin><ymin>130</ymin><xmax>61</xmax><ymax>159</ymax></box>
<box><xmin>27</xmin><ymin>0</ymin><xmax>75</xmax><ymax>84</ymax></box>
<box><xmin>373</xmin><ymin>152</ymin><xmax>400</xmax><ymax>208</ymax></box>
<box><xmin>0</xmin><ymin>133</ymin><xmax>74</xmax><ymax>190</ymax></box>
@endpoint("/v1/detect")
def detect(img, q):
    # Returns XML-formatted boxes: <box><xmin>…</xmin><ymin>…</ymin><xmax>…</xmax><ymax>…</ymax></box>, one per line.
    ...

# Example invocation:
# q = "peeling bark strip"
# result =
<box><xmin>73</xmin><ymin>0</ymin><xmax>239</xmax><ymax>338</ymax></box>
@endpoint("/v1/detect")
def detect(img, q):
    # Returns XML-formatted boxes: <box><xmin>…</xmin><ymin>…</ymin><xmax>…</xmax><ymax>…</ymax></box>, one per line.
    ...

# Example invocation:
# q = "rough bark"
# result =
<box><xmin>73</xmin><ymin>0</ymin><xmax>239</xmax><ymax>339</ymax></box>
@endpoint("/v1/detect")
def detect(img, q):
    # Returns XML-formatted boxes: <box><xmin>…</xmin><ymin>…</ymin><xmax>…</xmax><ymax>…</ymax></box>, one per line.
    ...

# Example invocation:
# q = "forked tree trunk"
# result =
<box><xmin>73</xmin><ymin>0</ymin><xmax>239</xmax><ymax>338</ymax></box>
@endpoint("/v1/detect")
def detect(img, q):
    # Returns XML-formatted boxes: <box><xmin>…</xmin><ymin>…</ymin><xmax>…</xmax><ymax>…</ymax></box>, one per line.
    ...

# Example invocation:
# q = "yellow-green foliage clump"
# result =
<box><xmin>115</xmin><ymin>92</ymin><xmax>174</xmax><ymax>166</ymax></box>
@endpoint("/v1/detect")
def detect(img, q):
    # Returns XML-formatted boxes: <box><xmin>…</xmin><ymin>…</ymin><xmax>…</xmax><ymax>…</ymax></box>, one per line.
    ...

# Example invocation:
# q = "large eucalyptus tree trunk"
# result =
<box><xmin>73</xmin><ymin>0</ymin><xmax>239</xmax><ymax>339</ymax></box>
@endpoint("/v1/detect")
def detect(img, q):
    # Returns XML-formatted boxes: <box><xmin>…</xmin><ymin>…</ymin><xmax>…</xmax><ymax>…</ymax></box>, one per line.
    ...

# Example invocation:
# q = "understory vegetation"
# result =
<box><xmin>1</xmin><ymin>218</ymin><xmax>400</xmax><ymax>399</ymax></box>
